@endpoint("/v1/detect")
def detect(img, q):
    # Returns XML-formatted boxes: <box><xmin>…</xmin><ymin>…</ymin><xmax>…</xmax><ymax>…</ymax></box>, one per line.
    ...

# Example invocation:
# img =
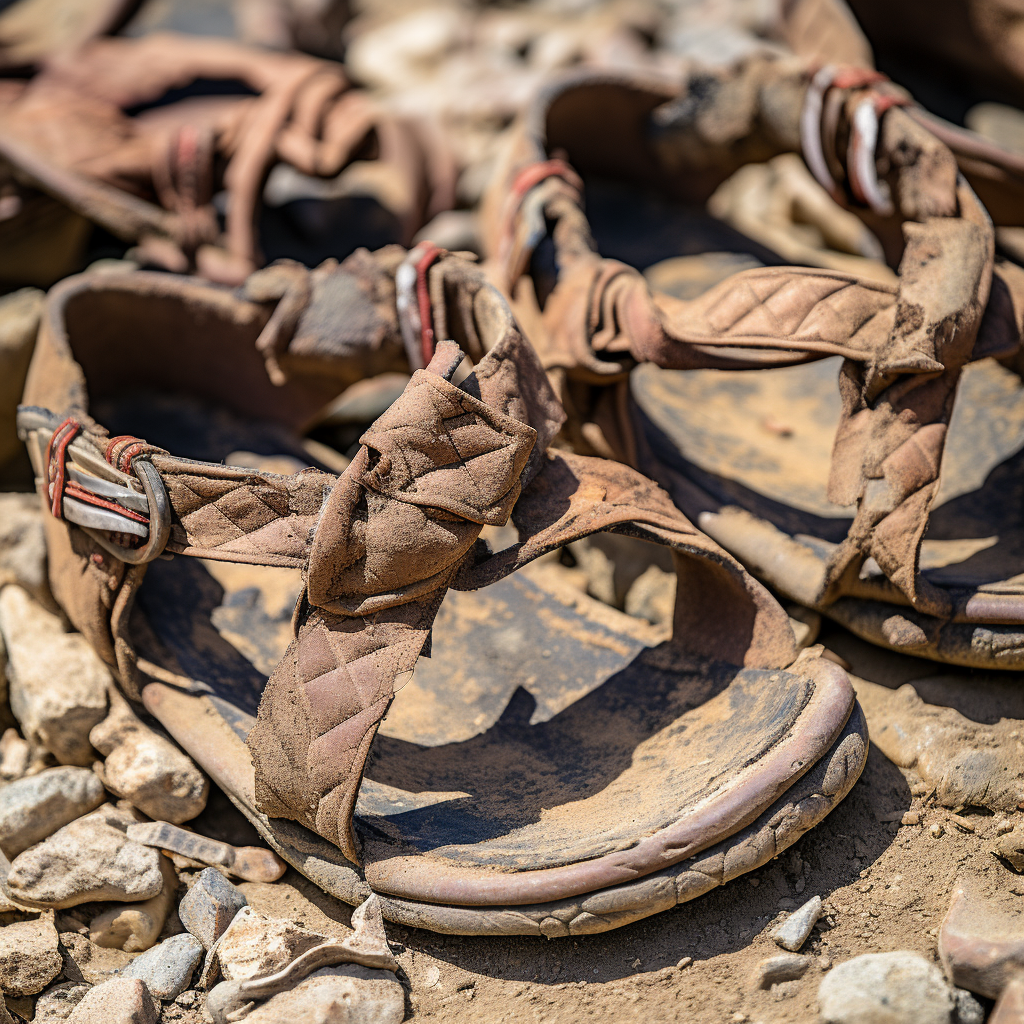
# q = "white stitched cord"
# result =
<box><xmin>848</xmin><ymin>98</ymin><xmax>894</xmax><ymax>217</ymax></box>
<box><xmin>395</xmin><ymin>245</ymin><xmax>427</xmax><ymax>371</ymax></box>
<box><xmin>800</xmin><ymin>66</ymin><xmax>843</xmax><ymax>200</ymax></box>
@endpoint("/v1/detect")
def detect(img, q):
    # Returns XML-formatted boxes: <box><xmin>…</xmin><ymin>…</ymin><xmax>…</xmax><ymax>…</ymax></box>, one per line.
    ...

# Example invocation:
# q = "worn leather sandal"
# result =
<box><xmin>0</xmin><ymin>0</ymin><xmax>141</xmax><ymax>70</ymax></box>
<box><xmin>0</xmin><ymin>32</ymin><xmax>455</xmax><ymax>285</ymax></box>
<box><xmin>15</xmin><ymin>249</ymin><xmax>866</xmax><ymax>936</ymax></box>
<box><xmin>482</xmin><ymin>63</ymin><xmax>1024</xmax><ymax>669</ymax></box>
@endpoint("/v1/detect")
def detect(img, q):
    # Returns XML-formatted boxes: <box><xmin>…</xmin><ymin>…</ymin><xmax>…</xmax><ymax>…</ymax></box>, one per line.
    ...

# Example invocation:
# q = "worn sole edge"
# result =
<box><xmin>642</xmin><ymin>441</ymin><xmax>1024</xmax><ymax>670</ymax></box>
<box><xmin>699</xmin><ymin>505</ymin><xmax>1024</xmax><ymax>671</ymax></box>
<box><xmin>362</xmin><ymin>652</ymin><xmax>854</xmax><ymax>906</ymax></box>
<box><xmin>137</xmin><ymin>682</ymin><xmax>867</xmax><ymax>936</ymax></box>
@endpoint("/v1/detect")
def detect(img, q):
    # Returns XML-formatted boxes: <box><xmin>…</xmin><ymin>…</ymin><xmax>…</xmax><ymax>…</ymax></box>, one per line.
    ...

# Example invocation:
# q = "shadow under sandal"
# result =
<box><xmin>16</xmin><ymin>250</ymin><xmax>866</xmax><ymax>935</ymax></box>
<box><xmin>483</xmin><ymin>62</ymin><xmax>1024</xmax><ymax>670</ymax></box>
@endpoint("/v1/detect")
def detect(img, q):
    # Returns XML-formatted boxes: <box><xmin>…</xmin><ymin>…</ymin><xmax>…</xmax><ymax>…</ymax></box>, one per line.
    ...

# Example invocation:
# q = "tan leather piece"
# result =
<box><xmin>483</xmin><ymin>66</ymin><xmax>1017</xmax><ymax>622</ymax></box>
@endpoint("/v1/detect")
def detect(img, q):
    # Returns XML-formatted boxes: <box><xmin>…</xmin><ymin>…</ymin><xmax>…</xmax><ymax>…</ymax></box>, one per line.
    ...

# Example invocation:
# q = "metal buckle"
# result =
<box><xmin>17</xmin><ymin>406</ymin><xmax>171</xmax><ymax>564</ymax></box>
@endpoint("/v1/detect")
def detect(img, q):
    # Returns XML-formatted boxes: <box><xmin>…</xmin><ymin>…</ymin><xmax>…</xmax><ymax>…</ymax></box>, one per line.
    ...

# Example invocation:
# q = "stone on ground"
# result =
<box><xmin>818</xmin><ymin>951</ymin><xmax>954</xmax><ymax>1024</ymax></box>
<box><xmin>89</xmin><ymin>856</ymin><xmax>178</xmax><ymax>953</ymax></box>
<box><xmin>0</xmin><ymin>766</ymin><xmax>105</xmax><ymax>857</ymax></box>
<box><xmin>771</xmin><ymin>895</ymin><xmax>822</xmax><ymax>952</ymax></box>
<box><xmin>0</xmin><ymin>586</ymin><xmax>108</xmax><ymax>766</ymax></box>
<box><xmin>89</xmin><ymin>689</ymin><xmax>207</xmax><ymax>825</ymax></box>
<box><xmin>215</xmin><ymin>906</ymin><xmax>329</xmax><ymax>982</ymax></box>
<box><xmin>939</xmin><ymin>881</ymin><xmax>1024</xmax><ymax>998</ymax></box>
<box><xmin>66</xmin><ymin>977</ymin><xmax>158</xmax><ymax>1024</ymax></box>
<box><xmin>33</xmin><ymin>981</ymin><xmax>91</xmax><ymax>1022</ymax></box>
<box><xmin>122</xmin><ymin>932</ymin><xmax>203</xmax><ymax>1000</ymax></box>
<box><xmin>6</xmin><ymin>805</ymin><xmax>163</xmax><ymax>908</ymax></box>
<box><xmin>243</xmin><ymin>965</ymin><xmax>404</xmax><ymax>1024</ymax></box>
<box><xmin>179</xmin><ymin>867</ymin><xmax>247</xmax><ymax>950</ymax></box>
<box><xmin>757</xmin><ymin>952</ymin><xmax>810</xmax><ymax>988</ymax></box>
<box><xmin>0</xmin><ymin>911</ymin><xmax>62</xmax><ymax>995</ymax></box>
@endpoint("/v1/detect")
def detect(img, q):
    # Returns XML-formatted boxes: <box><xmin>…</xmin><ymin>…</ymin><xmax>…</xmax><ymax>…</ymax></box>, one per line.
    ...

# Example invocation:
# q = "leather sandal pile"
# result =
<box><xmin>3</xmin><ymin>0</ymin><xmax>1024</xmax><ymax>1019</ymax></box>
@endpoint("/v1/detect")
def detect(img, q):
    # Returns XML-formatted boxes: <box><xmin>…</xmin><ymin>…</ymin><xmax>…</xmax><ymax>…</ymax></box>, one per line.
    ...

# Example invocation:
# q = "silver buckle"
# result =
<box><xmin>17</xmin><ymin>406</ymin><xmax>171</xmax><ymax>564</ymax></box>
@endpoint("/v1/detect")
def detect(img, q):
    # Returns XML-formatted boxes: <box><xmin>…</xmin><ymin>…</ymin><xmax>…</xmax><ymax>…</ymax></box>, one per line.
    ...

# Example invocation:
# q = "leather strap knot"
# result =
<box><xmin>305</xmin><ymin>342</ymin><xmax>538</xmax><ymax>618</ymax></box>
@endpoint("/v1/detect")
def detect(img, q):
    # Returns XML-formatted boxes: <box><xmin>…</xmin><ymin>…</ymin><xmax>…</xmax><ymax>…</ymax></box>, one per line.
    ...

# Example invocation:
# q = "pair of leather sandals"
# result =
<box><xmin>24</xmin><ymin>52</ymin><xmax>1024</xmax><ymax>935</ymax></box>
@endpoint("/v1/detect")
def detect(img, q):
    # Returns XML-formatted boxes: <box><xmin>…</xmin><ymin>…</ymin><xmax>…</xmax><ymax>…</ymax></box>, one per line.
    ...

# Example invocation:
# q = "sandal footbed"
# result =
<box><xmin>136</xmin><ymin>549</ymin><xmax>855</xmax><ymax>905</ymax></box>
<box><xmin>142</xmin><ymin>679</ymin><xmax>867</xmax><ymax>936</ymax></box>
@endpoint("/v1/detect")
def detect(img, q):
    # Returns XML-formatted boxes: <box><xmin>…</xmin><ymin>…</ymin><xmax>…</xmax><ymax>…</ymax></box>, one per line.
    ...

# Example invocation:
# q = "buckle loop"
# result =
<box><xmin>17</xmin><ymin>406</ymin><xmax>171</xmax><ymax>564</ymax></box>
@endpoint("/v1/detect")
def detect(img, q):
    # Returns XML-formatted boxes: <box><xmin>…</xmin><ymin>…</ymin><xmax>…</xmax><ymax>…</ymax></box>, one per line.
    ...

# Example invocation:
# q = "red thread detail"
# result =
<box><xmin>872</xmin><ymin>92</ymin><xmax>911</xmax><ymax>115</ymax></box>
<box><xmin>46</xmin><ymin>418</ymin><xmax>82</xmax><ymax>520</ymax></box>
<box><xmin>509</xmin><ymin>159</ymin><xmax>583</xmax><ymax>205</ymax></box>
<box><xmin>105</xmin><ymin>436</ymin><xmax>156</xmax><ymax>474</ymax></box>
<box><xmin>63</xmin><ymin>482</ymin><xmax>150</xmax><ymax>525</ymax></box>
<box><xmin>832</xmin><ymin>68</ymin><xmax>887</xmax><ymax>90</ymax></box>
<box><xmin>415</xmin><ymin>242</ymin><xmax>443</xmax><ymax>367</ymax></box>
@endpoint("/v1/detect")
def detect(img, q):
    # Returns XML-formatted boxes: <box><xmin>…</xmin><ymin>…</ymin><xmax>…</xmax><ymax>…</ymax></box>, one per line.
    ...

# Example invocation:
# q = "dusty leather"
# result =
<box><xmin>0</xmin><ymin>33</ymin><xmax>454</xmax><ymax>283</ymax></box>
<box><xmin>482</xmin><ymin>63</ymin><xmax>1024</xmax><ymax>622</ymax></box>
<box><xmin>0</xmin><ymin>0</ymin><xmax>142</xmax><ymax>70</ymax></box>
<box><xmin>20</xmin><ymin>249</ymin><xmax>799</xmax><ymax>864</ymax></box>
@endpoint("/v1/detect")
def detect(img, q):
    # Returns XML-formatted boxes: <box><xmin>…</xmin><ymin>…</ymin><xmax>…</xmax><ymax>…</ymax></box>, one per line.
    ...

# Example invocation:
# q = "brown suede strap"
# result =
<box><xmin>20</xmin><ymin>250</ymin><xmax>797</xmax><ymax>862</ymax></box>
<box><xmin>483</xmin><ymin>65</ymin><xmax>1023</xmax><ymax>620</ymax></box>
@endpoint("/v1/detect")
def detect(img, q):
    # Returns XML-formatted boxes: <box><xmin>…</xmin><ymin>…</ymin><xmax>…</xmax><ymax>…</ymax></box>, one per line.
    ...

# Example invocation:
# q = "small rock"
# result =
<box><xmin>242</xmin><ymin>965</ymin><xmax>404</xmax><ymax>1024</ymax></box>
<box><xmin>59</xmin><ymin>931</ymin><xmax>135</xmax><ymax>985</ymax></box>
<box><xmin>174</xmin><ymin>990</ymin><xmax>198</xmax><ymax>1008</ymax></box>
<box><xmin>214</xmin><ymin>907</ymin><xmax>329</xmax><ymax>982</ymax></box>
<box><xmin>89</xmin><ymin>856</ymin><xmax>178</xmax><ymax>953</ymax></box>
<box><xmin>0</xmin><ymin>766</ymin><xmax>105</xmax><ymax>857</ymax></box>
<box><xmin>953</xmin><ymin>986</ymin><xmax>985</xmax><ymax>1024</ymax></box>
<box><xmin>179</xmin><ymin>868</ymin><xmax>247</xmax><ymax>950</ymax></box>
<box><xmin>0</xmin><ymin>491</ymin><xmax>48</xmax><ymax>607</ymax></box>
<box><xmin>939</xmin><ymin>881</ymin><xmax>1024</xmax><ymax>998</ymax></box>
<box><xmin>757</xmin><ymin>952</ymin><xmax>810</xmax><ymax>988</ymax></box>
<box><xmin>0</xmin><ymin>587</ymin><xmax>109</xmax><ymax>766</ymax></box>
<box><xmin>931</xmin><ymin>823</ymin><xmax>945</xmax><ymax>838</ymax></box>
<box><xmin>989</xmin><ymin>973</ymin><xmax>1024</xmax><ymax>1024</ymax></box>
<box><xmin>902</xmin><ymin>811</ymin><xmax>920</xmax><ymax>826</ymax></box>
<box><xmin>122</xmin><ymin>932</ymin><xmax>203</xmax><ymax>1001</ymax></box>
<box><xmin>0</xmin><ymin>728</ymin><xmax>31</xmax><ymax>782</ymax></box>
<box><xmin>771</xmin><ymin>895</ymin><xmax>822</xmax><ymax>952</ymax></box>
<box><xmin>818</xmin><ymin>952</ymin><xmax>954</xmax><ymax>1024</ymax></box>
<box><xmin>90</xmin><ymin>689</ymin><xmax>208</xmax><ymax>825</ymax></box>
<box><xmin>34</xmin><ymin>981</ymin><xmax>91</xmax><ymax>1022</ymax></box>
<box><xmin>66</xmin><ymin>977</ymin><xmax>159</xmax><ymax>1024</ymax></box>
<box><xmin>6</xmin><ymin>804</ymin><xmax>163</xmax><ymax>908</ymax></box>
<box><xmin>677</xmin><ymin>956</ymin><xmax>693</xmax><ymax>969</ymax></box>
<box><xmin>127</xmin><ymin>821</ymin><xmax>284</xmax><ymax>882</ymax></box>
<box><xmin>994</xmin><ymin>827</ymin><xmax>1024</xmax><ymax>871</ymax></box>
<box><xmin>0</xmin><ymin>911</ymin><xmax>62</xmax><ymax>995</ymax></box>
